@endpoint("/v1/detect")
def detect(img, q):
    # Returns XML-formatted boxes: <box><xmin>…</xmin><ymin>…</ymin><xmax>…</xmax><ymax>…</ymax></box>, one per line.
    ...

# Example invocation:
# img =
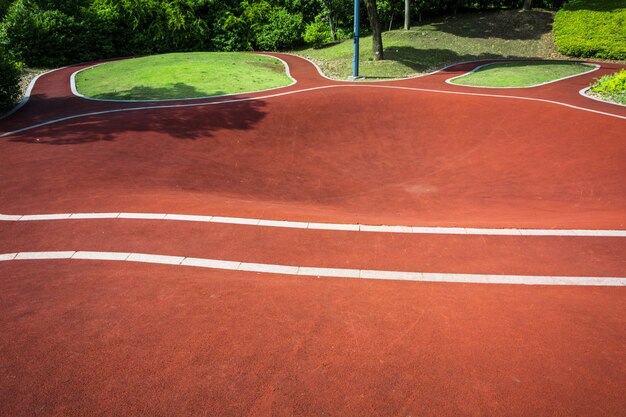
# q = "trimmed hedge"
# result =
<box><xmin>553</xmin><ymin>0</ymin><xmax>626</xmax><ymax>60</ymax></box>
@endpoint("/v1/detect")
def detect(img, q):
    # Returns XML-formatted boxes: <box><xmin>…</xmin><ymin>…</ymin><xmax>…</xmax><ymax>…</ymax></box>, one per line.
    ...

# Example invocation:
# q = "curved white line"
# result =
<box><xmin>2</xmin><ymin>212</ymin><xmax>625</xmax><ymax>237</ymax></box>
<box><xmin>445</xmin><ymin>61</ymin><xmax>600</xmax><ymax>89</ymax></box>
<box><xmin>579</xmin><ymin>86</ymin><xmax>626</xmax><ymax>108</ymax></box>
<box><xmin>2</xmin><ymin>77</ymin><xmax>625</xmax><ymax>138</ymax></box>
<box><xmin>1</xmin><ymin>251</ymin><xmax>623</xmax><ymax>286</ymax></box>
<box><xmin>283</xmin><ymin>51</ymin><xmax>512</xmax><ymax>82</ymax></box>
<box><xmin>70</xmin><ymin>53</ymin><xmax>297</xmax><ymax>103</ymax></box>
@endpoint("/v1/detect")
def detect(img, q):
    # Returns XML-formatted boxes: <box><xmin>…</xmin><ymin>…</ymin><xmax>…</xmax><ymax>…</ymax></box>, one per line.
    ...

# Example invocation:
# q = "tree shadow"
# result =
<box><xmin>430</xmin><ymin>10</ymin><xmax>554</xmax><ymax>40</ymax></box>
<box><xmin>562</xmin><ymin>1</ymin><xmax>624</xmax><ymax>12</ymax></box>
<box><xmin>87</xmin><ymin>82</ymin><xmax>227</xmax><ymax>101</ymax></box>
<box><xmin>376</xmin><ymin>47</ymin><xmax>512</xmax><ymax>75</ymax></box>
<box><xmin>9</xmin><ymin>95</ymin><xmax>268</xmax><ymax>145</ymax></box>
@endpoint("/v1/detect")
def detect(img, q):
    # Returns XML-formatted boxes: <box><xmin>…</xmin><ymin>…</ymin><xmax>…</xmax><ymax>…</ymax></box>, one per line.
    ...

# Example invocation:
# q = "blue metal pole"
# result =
<box><xmin>352</xmin><ymin>0</ymin><xmax>360</xmax><ymax>78</ymax></box>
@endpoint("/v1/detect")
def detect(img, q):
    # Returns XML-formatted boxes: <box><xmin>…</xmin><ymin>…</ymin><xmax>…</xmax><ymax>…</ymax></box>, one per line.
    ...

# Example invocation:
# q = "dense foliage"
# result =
<box><xmin>590</xmin><ymin>69</ymin><xmax>626</xmax><ymax>105</ymax></box>
<box><xmin>0</xmin><ymin>0</ymin><xmax>570</xmax><ymax>69</ymax></box>
<box><xmin>553</xmin><ymin>0</ymin><xmax>626</xmax><ymax>60</ymax></box>
<box><xmin>0</xmin><ymin>47</ymin><xmax>20</xmax><ymax>112</ymax></box>
<box><xmin>591</xmin><ymin>70</ymin><xmax>626</xmax><ymax>94</ymax></box>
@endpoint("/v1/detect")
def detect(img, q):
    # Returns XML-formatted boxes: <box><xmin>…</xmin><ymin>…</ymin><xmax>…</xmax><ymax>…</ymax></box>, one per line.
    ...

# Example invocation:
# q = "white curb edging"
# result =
<box><xmin>1</xmin><ymin>66</ymin><xmax>70</xmax><ymax>120</ymax></box>
<box><xmin>445</xmin><ymin>61</ymin><xmax>600</xmax><ymax>89</ymax></box>
<box><xmin>579</xmin><ymin>86</ymin><xmax>626</xmax><ymax>108</ymax></box>
<box><xmin>70</xmin><ymin>53</ymin><xmax>297</xmax><ymax>103</ymax></box>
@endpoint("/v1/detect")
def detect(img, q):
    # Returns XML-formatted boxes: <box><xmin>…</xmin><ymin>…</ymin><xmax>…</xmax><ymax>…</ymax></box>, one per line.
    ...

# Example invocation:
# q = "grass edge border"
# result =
<box><xmin>579</xmin><ymin>86</ymin><xmax>626</xmax><ymax>108</ymax></box>
<box><xmin>446</xmin><ymin>61</ymin><xmax>599</xmax><ymax>89</ymax></box>
<box><xmin>71</xmin><ymin>53</ymin><xmax>297</xmax><ymax>103</ymax></box>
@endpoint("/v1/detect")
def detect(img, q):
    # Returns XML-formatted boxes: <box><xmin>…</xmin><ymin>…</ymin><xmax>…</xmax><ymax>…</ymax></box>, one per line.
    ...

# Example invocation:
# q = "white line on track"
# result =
<box><xmin>1</xmin><ymin>212</ymin><xmax>625</xmax><ymax>237</ymax></box>
<box><xmin>1</xmin><ymin>250</ymin><xmax>624</xmax><ymax>286</ymax></box>
<box><xmin>2</xmin><ymin>80</ymin><xmax>625</xmax><ymax>138</ymax></box>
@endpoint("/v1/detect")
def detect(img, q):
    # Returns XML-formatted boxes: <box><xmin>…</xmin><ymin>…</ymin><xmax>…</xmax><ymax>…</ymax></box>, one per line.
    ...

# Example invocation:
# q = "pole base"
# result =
<box><xmin>347</xmin><ymin>75</ymin><xmax>364</xmax><ymax>81</ymax></box>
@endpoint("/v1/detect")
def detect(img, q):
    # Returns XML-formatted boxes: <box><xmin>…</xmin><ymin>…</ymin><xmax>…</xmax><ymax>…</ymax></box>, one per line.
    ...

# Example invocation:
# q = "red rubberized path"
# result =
<box><xmin>1</xmin><ymin>53</ymin><xmax>625</xmax><ymax>416</ymax></box>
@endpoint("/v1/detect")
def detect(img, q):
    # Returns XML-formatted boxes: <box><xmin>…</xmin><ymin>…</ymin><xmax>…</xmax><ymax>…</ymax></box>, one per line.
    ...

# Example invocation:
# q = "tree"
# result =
<box><xmin>523</xmin><ymin>0</ymin><xmax>533</xmax><ymax>10</ymax></box>
<box><xmin>363</xmin><ymin>0</ymin><xmax>383</xmax><ymax>60</ymax></box>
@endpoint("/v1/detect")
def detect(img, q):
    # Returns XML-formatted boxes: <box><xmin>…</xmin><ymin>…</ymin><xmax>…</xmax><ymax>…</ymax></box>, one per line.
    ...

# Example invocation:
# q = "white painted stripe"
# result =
<box><xmin>19</xmin><ymin>214</ymin><xmax>72</xmax><ymax>221</ymax></box>
<box><xmin>1</xmin><ymin>212</ymin><xmax>625</xmax><ymax>237</ymax></box>
<box><xmin>307</xmin><ymin>222</ymin><xmax>360</xmax><ymax>231</ymax></box>
<box><xmin>126</xmin><ymin>253</ymin><xmax>184</xmax><ymax>265</ymax></box>
<box><xmin>181</xmin><ymin>257</ymin><xmax>241</xmax><ymax>270</ymax></box>
<box><xmin>258</xmin><ymin>219</ymin><xmax>309</xmax><ymax>229</ymax></box>
<box><xmin>360</xmin><ymin>270</ymin><xmax>424</xmax><ymax>281</ymax></box>
<box><xmin>298</xmin><ymin>266</ymin><xmax>361</xmax><ymax>278</ymax></box>
<box><xmin>360</xmin><ymin>225</ymin><xmax>413</xmax><ymax>233</ymax></box>
<box><xmin>0</xmin><ymin>253</ymin><xmax>18</xmax><ymax>261</ymax></box>
<box><xmin>164</xmin><ymin>214</ymin><xmax>213</xmax><ymax>222</ymax></box>
<box><xmin>3</xmin><ymin>75</ymin><xmax>625</xmax><ymax>139</ymax></box>
<box><xmin>238</xmin><ymin>262</ymin><xmax>300</xmax><ymax>275</ymax></box>
<box><xmin>2</xmin><ymin>251</ymin><xmax>624</xmax><ymax>286</ymax></box>
<box><xmin>73</xmin><ymin>251</ymin><xmax>130</xmax><ymax>261</ymax></box>
<box><xmin>0</xmin><ymin>214</ymin><xmax>22</xmax><ymax>221</ymax></box>
<box><xmin>70</xmin><ymin>213</ymin><xmax>120</xmax><ymax>219</ymax></box>
<box><xmin>210</xmin><ymin>216</ymin><xmax>260</xmax><ymax>226</ymax></box>
<box><xmin>118</xmin><ymin>212</ymin><xmax>167</xmax><ymax>219</ymax></box>
<box><xmin>15</xmin><ymin>251</ymin><xmax>75</xmax><ymax>260</ymax></box>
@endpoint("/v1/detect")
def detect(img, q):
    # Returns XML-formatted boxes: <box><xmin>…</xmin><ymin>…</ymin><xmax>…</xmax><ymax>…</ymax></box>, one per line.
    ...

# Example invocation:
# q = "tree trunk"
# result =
<box><xmin>322</xmin><ymin>0</ymin><xmax>337</xmax><ymax>41</ymax></box>
<box><xmin>364</xmin><ymin>0</ymin><xmax>384</xmax><ymax>60</ymax></box>
<box><xmin>328</xmin><ymin>14</ymin><xmax>337</xmax><ymax>41</ymax></box>
<box><xmin>404</xmin><ymin>0</ymin><xmax>410</xmax><ymax>30</ymax></box>
<box><xmin>523</xmin><ymin>0</ymin><xmax>532</xmax><ymax>10</ymax></box>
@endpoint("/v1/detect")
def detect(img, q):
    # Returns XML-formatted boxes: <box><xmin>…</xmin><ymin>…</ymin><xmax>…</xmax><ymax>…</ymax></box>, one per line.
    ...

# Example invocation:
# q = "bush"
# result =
<box><xmin>304</xmin><ymin>18</ymin><xmax>332</xmax><ymax>46</ymax></box>
<box><xmin>240</xmin><ymin>2</ymin><xmax>303</xmax><ymax>51</ymax></box>
<box><xmin>0</xmin><ymin>48</ymin><xmax>21</xmax><ymax>112</ymax></box>
<box><xmin>590</xmin><ymin>70</ymin><xmax>626</xmax><ymax>105</ymax></box>
<box><xmin>212</xmin><ymin>12</ymin><xmax>252</xmax><ymax>51</ymax></box>
<box><xmin>255</xmin><ymin>7</ymin><xmax>303</xmax><ymax>51</ymax></box>
<box><xmin>591</xmin><ymin>70</ymin><xmax>626</xmax><ymax>94</ymax></box>
<box><xmin>0</xmin><ymin>0</ymin><xmax>89</xmax><ymax>67</ymax></box>
<box><xmin>553</xmin><ymin>0</ymin><xmax>626</xmax><ymax>60</ymax></box>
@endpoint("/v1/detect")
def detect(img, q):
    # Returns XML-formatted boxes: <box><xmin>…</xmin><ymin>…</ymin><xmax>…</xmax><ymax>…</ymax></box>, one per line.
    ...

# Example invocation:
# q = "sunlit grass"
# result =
<box><xmin>450</xmin><ymin>61</ymin><xmax>593</xmax><ymax>87</ymax></box>
<box><xmin>75</xmin><ymin>52</ymin><xmax>292</xmax><ymax>100</ymax></box>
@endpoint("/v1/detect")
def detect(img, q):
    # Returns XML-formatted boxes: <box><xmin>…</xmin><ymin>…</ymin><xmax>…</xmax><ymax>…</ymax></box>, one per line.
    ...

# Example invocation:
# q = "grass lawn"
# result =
<box><xmin>294</xmin><ymin>10</ymin><xmax>563</xmax><ymax>80</ymax></box>
<box><xmin>75</xmin><ymin>52</ymin><xmax>292</xmax><ymax>100</ymax></box>
<box><xmin>450</xmin><ymin>61</ymin><xmax>594</xmax><ymax>87</ymax></box>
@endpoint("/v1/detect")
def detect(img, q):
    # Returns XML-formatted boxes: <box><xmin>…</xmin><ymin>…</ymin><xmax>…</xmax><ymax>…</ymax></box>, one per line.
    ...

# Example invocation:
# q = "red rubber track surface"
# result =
<box><xmin>1</xmin><ymin>53</ymin><xmax>625</xmax><ymax>416</ymax></box>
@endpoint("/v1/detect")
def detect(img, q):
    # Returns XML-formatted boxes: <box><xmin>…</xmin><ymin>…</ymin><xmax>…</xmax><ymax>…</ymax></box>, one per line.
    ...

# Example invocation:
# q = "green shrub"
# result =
<box><xmin>241</xmin><ymin>1</ymin><xmax>303</xmax><ymax>51</ymax></box>
<box><xmin>255</xmin><ymin>8</ymin><xmax>303</xmax><ymax>50</ymax></box>
<box><xmin>590</xmin><ymin>69</ymin><xmax>626</xmax><ymax>104</ymax></box>
<box><xmin>0</xmin><ymin>0</ymin><xmax>90</xmax><ymax>67</ymax></box>
<box><xmin>591</xmin><ymin>70</ymin><xmax>626</xmax><ymax>94</ymax></box>
<box><xmin>212</xmin><ymin>12</ymin><xmax>252</xmax><ymax>51</ymax></box>
<box><xmin>304</xmin><ymin>18</ymin><xmax>332</xmax><ymax>46</ymax></box>
<box><xmin>0</xmin><ymin>47</ymin><xmax>21</xmax><ymax>112</ymax></box>
<box><xmin>553</xmin><ymin>0</ymin><xmax>626</xmax><ymax>60</ymax></box>
<box><xmin>0</xmin><ymin>0</ymin><xmax>38</xmax><ymax>64</ymax></box>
